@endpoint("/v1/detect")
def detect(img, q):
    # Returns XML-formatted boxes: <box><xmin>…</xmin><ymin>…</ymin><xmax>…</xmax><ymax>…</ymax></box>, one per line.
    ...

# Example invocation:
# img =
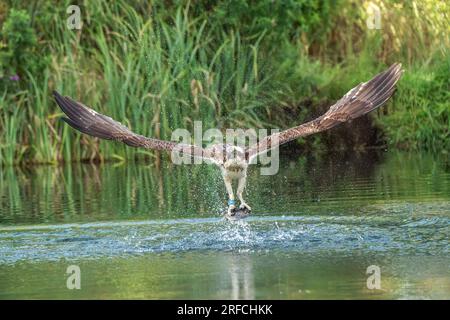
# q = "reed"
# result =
<box><xmin>0</xmin><ymin>0</ymin><xmax>448</xmax><ymax>166</ymax></box>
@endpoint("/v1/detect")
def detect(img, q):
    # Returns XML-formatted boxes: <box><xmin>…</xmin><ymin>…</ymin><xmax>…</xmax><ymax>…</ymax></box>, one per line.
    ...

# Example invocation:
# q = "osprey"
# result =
<box><xmin>53</xmin><ymin>63</ymin><xmax>403</xmax><ymax>218</ymax></box>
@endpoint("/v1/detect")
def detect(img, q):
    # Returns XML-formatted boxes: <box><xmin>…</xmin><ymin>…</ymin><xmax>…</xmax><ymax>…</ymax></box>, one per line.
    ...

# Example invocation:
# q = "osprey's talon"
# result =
<box><xmin>227</xmin><ymin>199</ymin><xmax>236</xmax><ymax>216</ymax></box>
<box><xmin>227</xmin><ymin>199</ymin><xmax>237</xmax><ymax>216</ymax></box>
<box><xmin>239</xmin><ymin>203</ymin><xmax>251</xmax><ymax>212</ymax></box>
<box><xmin>227</xmin><ymin>205</ymin><xmax>236</xmax><ymax>216</ymax></box>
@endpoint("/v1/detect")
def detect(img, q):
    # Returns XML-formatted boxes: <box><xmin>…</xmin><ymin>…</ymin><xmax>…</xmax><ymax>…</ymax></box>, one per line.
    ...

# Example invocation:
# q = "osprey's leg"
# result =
<box><xmin>237</xmin><ymin>176</ymin><xmax>251</xmax><ymax>212</ymax></box>
<box><xmin>224</xmin><ymin>176</ymin><xmax>236</xmax><ymax>215</ymax></box>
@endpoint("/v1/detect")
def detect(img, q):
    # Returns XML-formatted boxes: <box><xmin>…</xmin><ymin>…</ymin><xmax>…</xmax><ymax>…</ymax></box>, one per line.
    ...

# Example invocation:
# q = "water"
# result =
<box><xmin>0</xmin><ymin>151</ymin><xmax>449</xmax><ymax>299</ymax></box>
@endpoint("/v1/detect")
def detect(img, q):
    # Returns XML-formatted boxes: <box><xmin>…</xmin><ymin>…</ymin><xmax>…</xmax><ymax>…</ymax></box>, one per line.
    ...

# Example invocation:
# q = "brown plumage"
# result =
<box><xmin>53</xmin><ymin>91</ymin><xmax>208</xmax><ymax>160</ymax></box>
<box><xmin>53</xmin><ymin>63</ymin><xmax>403</xmax><ymax>218</ymax></box>
<box><xmin>245</xmin><ymin>62</ymin><xmax>403</xmax><ymax>160</ymax></box>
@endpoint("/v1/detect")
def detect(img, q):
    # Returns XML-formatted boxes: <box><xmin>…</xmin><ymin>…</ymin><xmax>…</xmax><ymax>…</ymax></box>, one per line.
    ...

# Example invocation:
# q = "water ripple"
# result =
<box><xmin>0</xmin><ymin>211</ymin><xmax>448</xmax><ymax>265</ymax></box>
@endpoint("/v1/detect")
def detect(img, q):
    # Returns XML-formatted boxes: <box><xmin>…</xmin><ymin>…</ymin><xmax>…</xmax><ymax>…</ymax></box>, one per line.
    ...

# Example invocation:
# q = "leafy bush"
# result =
<box><xmin>174</xmin><ymin>0</ymin><xmax>336</xmax><ymax>43</ymax></box>
<box><xmin>0</xmin><ymin>9</ymin><xmax>42</xmax><ymax>80</ymax></box>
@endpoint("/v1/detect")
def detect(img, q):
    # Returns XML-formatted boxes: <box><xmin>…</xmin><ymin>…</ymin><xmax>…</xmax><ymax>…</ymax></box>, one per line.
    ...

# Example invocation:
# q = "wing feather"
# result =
<box><xmin>246</xmin><ymin>63</ymin><xmax>403</xmax><ymax>160</ymax></box>
<box><xmin>53</xmin><ymin>91</ymin><xmax>210</xmax><ymax>160</ymax></box>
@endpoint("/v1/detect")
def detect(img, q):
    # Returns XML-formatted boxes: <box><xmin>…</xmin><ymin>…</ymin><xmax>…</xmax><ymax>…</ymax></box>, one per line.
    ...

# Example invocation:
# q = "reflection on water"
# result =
<box><xmin>0</xmin><ymin>150</ymin><xmax>449</xmax><ymax>299</ymax></box>
<box><xmin>228</xmin><ymin>254</ymin><xmax>254</xmax><ymax>299</ymax></box>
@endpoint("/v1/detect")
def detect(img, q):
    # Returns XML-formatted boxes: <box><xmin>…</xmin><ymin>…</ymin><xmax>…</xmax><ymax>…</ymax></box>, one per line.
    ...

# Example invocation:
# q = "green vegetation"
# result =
<box><xmin>0</xmin><ymin>0</ymin><xmax>448</xmax><ymax>165</ymax></box>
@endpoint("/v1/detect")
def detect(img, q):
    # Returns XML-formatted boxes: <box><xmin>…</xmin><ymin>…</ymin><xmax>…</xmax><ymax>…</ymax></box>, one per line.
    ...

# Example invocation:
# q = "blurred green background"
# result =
<box><xmin>0</xmin><ymin>0</ymin><xmax>448</xmax><ymax>165</ymax></box>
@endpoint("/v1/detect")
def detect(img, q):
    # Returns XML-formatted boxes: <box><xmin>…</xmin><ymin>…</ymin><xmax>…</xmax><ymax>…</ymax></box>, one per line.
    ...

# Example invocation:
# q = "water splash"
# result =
<box><xmin>0</xmin><ymin>207</ymin><xmax>448</xmax><ymax>265</ymax></box>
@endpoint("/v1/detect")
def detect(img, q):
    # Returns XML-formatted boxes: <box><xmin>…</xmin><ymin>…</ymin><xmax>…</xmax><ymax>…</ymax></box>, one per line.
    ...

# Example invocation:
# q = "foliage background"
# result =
<box><xmin>0</xmin><ymin>0</ymin><xmax>448</xmax><ymax>165</ymax></box>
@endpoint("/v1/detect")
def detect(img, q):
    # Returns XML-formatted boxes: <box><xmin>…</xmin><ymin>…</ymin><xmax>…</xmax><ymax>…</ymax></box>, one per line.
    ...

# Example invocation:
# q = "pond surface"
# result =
<box><xmin>0</xmin><ymin>151</ymin><xmax>449</xmax><ymax>299</ymax></box>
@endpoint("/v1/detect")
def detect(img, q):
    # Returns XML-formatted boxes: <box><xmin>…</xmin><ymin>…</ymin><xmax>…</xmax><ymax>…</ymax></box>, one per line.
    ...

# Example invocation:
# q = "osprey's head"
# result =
<box><xmin>222</xmin><ymin>144</ymin><xmax>247</xmax><ymax>171</ymax></box>
<box><xmin>204</xmin><ymin>143</ymin><xmax>248</xmax><ymax>171</ymax></box>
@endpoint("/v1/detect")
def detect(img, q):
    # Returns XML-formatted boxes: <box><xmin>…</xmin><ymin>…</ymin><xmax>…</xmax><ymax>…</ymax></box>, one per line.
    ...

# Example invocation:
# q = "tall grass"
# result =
<box><xmin>0</xmin><ymin>90</ymin><xmax>28</xmax><ymax>165</ymax></box>
<box><xmin>1</xmin><ymin>1</ymin><xmax>275</xmax><ymax>165</ymax></box>
<box><xmin>0</xmin><ymin>0</ymin><xmax>448</xmax><ymax>166</ymax></box>
<box><xmin>376</xmin><ymin>58</ymin><xmax>450</xmax><ymax>152</ymax></box>
<box><xmin>62</xmin><ymin>2</ymin><xmax>273</xmax><ymax>163</ymax></box>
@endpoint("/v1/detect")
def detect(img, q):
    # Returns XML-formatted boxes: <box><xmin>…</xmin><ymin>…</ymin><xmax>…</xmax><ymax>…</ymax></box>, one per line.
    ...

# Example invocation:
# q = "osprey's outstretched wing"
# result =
<box><xmin>53</xmin><ymin>91</ymin><xmax>212</xmax><ymax>161</ymax></box>
<box><xmin>245</xmin><ymin>63</ymin><xmax>403</xmax><ymax>161</ymax></box>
